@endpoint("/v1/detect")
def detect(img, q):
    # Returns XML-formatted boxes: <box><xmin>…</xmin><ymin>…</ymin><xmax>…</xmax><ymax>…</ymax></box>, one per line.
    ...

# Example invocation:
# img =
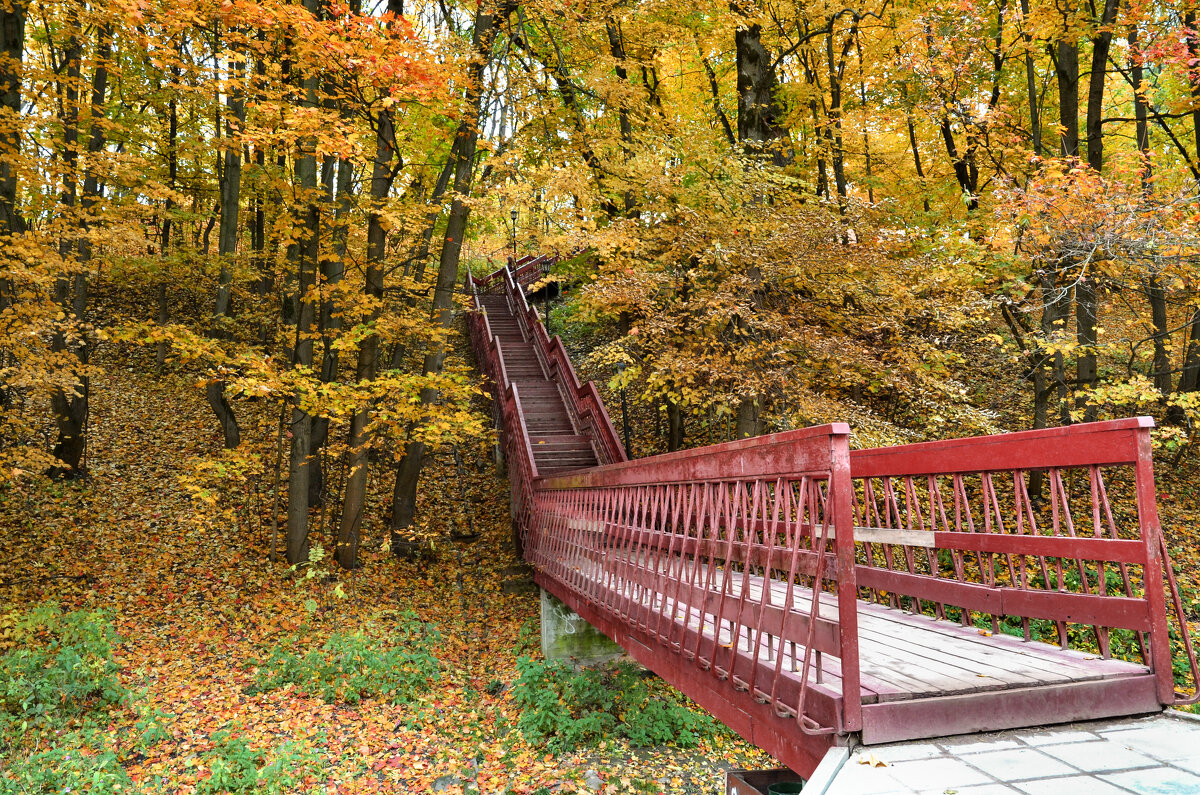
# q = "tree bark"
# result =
<box><xmin>1075</xmin><ymin>275</ymin><xmax>1097</xmax><ymax>421</ymax></box>
<box><xmin>337</xmin><ymin>0</ymin><xmax>401</xmax><ymax>568</ymax></box>
<box><xmin>1084</xmin><ymin>0</ymin><xmax>1119</xmax><ymax>172</ymax></box>
<box><xmin>156</xmin><ymin>88</ymin><xmax>178</xmax><ymax>371</ymax></box>
<box><xmin>735</xmin><ymin>12</ymin><xmax>789</xmax><ymax>166</ymax></box>
<box><xmin>1179</xmin><ymin>308</ymin><xmax>1200</xmax><ymax>394</ymax></box>
<box><xmin>666</xmin><ymin>399</ymin><xmax>684</xmax><ymax>451</ymax></box>
<box><xmin>1129</xmin><ymin>24</ymin><xmax>1150</xmax><ymax>191</ymax></box>
<box><xmin>1019</xmin><ymin>0</ymin><xmax>1041</xmax><ymax>156</ymax></box>
<box><xmin>0</xmin><ymin>0</ymin><xmax>23</xmax><ymax>238</ymax></box>
<box><xmin>207</xmin><ymin>40</ymin><xmax>245</xmax><ymax>449</ymax></box>
<box><xmin>1147</xmin><ymin>273</ymin><xmax>1171</xmax><ymax>394</ymax></box>
<box><xmin>1040</xmin><ymin>272</ymin><xmax>1071</xmax><ymax>426</ymax></box>
<box><xmin>390</xmin><ymin>0</ymin><xmax>511</xmax><ymax>543</ymax></box>
<box><xmin>51</xmin><ymin>21</ymin><xmax>108</xmax><ymax>477</ymax></box>
<box><xmin>699</xmin><ymin>49</ymin><xmax>736</xmax><ymax>147</ymax></box>
<box><xmin>285</xmin><ymin>0</ymin><xmax>322</xmax><ymax>565</ymax></box>
<box><xmin>1055</xmin><ymin>34</ymin><xmax>1080</xmax><ymax>157</ymax></box>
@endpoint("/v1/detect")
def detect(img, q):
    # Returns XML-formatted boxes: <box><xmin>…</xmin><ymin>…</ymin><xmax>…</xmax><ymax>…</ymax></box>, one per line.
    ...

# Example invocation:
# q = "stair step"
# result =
<box><xmin>531</xmin><ymin>437</ymin><xmax>592</xmax><ymax>447</ymax></box>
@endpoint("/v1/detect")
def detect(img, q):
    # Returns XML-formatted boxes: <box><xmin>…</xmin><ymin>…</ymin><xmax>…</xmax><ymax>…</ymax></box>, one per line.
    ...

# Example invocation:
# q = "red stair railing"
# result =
<box><xmin>463</xmin><ymin>257</ymin><xmax>1198</xmax><ymax>776</ymax></box>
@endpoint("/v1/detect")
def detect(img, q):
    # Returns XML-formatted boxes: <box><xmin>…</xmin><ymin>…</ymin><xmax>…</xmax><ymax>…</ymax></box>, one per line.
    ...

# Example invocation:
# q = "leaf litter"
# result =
<box><xmin>0</xmin><ymin>349</ymin><xmax>772</xmax><ymax>793</ymax></box>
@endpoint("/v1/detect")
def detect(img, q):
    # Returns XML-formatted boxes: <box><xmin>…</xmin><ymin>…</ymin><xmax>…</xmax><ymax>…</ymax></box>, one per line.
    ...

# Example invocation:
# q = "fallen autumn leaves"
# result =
<box><xmin>0</xmin><ymin>348</ymin><xmax>771</xmax><ymax>793</ymax></box>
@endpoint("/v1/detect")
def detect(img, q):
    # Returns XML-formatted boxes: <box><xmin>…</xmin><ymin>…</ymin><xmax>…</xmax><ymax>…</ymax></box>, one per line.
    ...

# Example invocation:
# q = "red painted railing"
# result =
<box><xmin>849</xmin><ymin>418</ymin><xmax>1199</xmax><ymax>707</ymax></box>
<box><xmin>466</xmin><ymin>259</ymin><xmax>627</xmax><ymax>542</ymax></box>
<box><xmin>464</xmin><ymin>258</ymin><xmax>1199</xmax><ymax>775</ymax></box>
<box><xmin>533</xmin><ymin>426</ymin><xmax>863</xmax><ymax>768</ymax></box>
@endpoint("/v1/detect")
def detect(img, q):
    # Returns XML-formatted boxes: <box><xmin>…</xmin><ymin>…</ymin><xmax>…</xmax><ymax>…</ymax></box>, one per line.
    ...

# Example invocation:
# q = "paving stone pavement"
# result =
<box><xmin>817</xmin><ymin>711</ymin><xmax>1200</xmax><ymax>794</ymax></box>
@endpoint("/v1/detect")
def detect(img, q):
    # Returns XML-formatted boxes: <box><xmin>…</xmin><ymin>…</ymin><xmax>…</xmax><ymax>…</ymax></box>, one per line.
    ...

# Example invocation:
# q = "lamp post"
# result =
<box><xmin>615</xmin><ymin>361</ymin><xmax>633</xmax><ymax>459</ymax></box>
<box><xmin>509</xmin><ymin>208</ymin><xmax>518</xmax><ymax>258</ymax></box>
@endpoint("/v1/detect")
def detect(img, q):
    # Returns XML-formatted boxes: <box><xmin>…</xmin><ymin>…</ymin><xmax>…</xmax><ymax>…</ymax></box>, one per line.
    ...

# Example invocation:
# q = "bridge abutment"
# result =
<box><xmin>540</xmin><ymin>589</ymin><xmax>624</xmax><ymax>667</ymax></box>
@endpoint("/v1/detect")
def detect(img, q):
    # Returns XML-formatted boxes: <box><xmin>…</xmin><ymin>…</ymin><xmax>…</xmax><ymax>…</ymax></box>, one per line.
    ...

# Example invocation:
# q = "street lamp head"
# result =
<box><xmin>510</xmin><ymin>208</ymin><xmax>518</xmax><ymax>223</ymax></box>
<box><xmin>615</xmin><ymin>361</ymin><xmax>627</xmax><ymax>374</ymax></box>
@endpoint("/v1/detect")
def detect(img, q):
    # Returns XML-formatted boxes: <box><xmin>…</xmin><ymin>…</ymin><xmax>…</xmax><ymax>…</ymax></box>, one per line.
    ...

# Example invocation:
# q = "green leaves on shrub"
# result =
<box><xmin>0</xmin><ymin>728</ymin><xmax>134</xmax><ymax>795</ymax></box>
<box><xmin>197</xmin><ymin>728</ymin><xmax>323</xmax><ymax>794</ymax></box>
<box><xmin>247</xmin><ymin>611</ymin><xmax>441</xmax><ymax>705</ymax></box>
<box><xmin>511</xmin><ymin>657</ymin><xmax>717</xmax><ymax>752</ymax></box>
<box><xmin>0</xmin><ymin>604</ymin><xmax>127</xmax><ymax>744</ymax></box>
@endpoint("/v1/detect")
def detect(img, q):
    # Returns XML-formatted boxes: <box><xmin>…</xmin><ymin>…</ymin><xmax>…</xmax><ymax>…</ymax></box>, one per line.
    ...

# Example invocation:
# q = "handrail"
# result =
<box><xmin>848</xmin><ymin>417</ymin><xmax>1198</xmax><ymax>708</ymax></box>
<box><xmin>493</xmin><ymin>261</ymin><xmax>627</xmax><ymax>467</ymax></box>
<box><xmin>463</xmin><ymin>253</ymin><xmax>1197</xmax><ymax>762</ymax></box>
<box><xmin>533</xmin><ymin>423</ymin><xmax>858</xmax><ymax>735</ymax></box>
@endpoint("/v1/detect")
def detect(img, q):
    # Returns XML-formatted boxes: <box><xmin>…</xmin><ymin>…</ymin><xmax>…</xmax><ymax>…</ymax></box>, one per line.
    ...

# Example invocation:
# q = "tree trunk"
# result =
<box><xmin>156</xmin><ymin>90</ymin><xmax>178</xmax><ymax>371</ymax></box>
<box><xmin>824</xmin><ymin>26</ymin><xmax>850</xmax><ymax>210</ymax></box>
<box><xmin>0</xmin><ymin>0</ymin><xmax>24</xmax><ymax>238</ymax></box>
<box><xmin>1084</xmin><ymin>0</ymin><xmax>1119</xmax><ymax>172</ymax></box>
<box><xmin>207</xmin><ymin>43</ymin><xmax>245</xmax><ymax>449</ymax></box>
<box><xmin>1179</xmin><ymin>308</ymin><xmax>1200</xmax><ymax>394</ymax></box>
<box><xmin>940</xmin><ymin>118</ymin><xmax>978</xmax><ymax>211</ymax></box>
<box><xmin>1147</xmin><ymin>273</ymin><xmax>1171</xmax><ymax>394</ymax></box>
<box><xmin>1130</xmin><ymin>24</ymin><xmax>1150</xmax><ymax>192</ymax></box>
<box><xmin>1056</xmin><ymin>35</ymin><xmax>1080</xmax><ymax>157</ymax></box>
<box><xmin>337</xmin><ymin>8</ymin><xmax>401</xmax><ymax>568</ymax></box>
<box><xmin>390</xmin><ymin>0</ymin><xmax>511</xmax><ymax>544</ymax></box>
<box><xmin>285</xmin><ymin>0</ymin><xmax>322</xmax><ymax>565</ymax></box>
<box><xmin>1040</xmin><ymin>272</ymin><xmax>1071</xmax><ymax>426</ymax></box>
<box><xmin>0</xmin><ymin>0</ymin><xmax>24</xmax><ymax>351</ymax></box>
<box><xmin>1019</xmin><ymin>0</ymin><xmax>1041</xmax><ymax>156</ymax></box>
<box><xmin>308</xmin><ymin>146</ymin><xmax>352</xmax><ymax>508</ymax></box>
<box><xmin>51</xmin><ymin>21</ymin><xmax>108</xmax><ymax>477</ymax></box>
<box><xmin>735</xmin><ymin>398</ymin><xmax>761</xmax><ymax>439</ymax></box>
<box><xmin>1075</xmin><ymin>276</ymin><xmax>1097</xmax><ymax>421</ymax></box>
<box><xmin>606</xmin><ymin>20</ymin><xmax>637</xmax><ymax>215</ymax></box>
<box><xmin>735</xmin><ymin>15</ymin><xmax>789</xmax><ymax>166</ymax></box>
<box><xmin>666</xmin><ymin>399</ymin><xmax>684</xmax><ymax>452</ymax></box>
<box><xmin>699</xmin><ymin>48</ymin><xmax>736</xmax><ymax>147</ymax></box>
<box><xmin>1187</xmin><ymin>12</ymin><xmax>1200</xmax><ymax>181</ymax></box>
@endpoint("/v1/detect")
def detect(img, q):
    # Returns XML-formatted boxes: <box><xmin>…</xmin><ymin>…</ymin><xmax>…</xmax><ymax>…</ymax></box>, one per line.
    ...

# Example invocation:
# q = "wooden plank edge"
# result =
<box><xmin>859</xmin><ymin>674</ymin><xmax>1162</xmax><ymax>745</ymax></box>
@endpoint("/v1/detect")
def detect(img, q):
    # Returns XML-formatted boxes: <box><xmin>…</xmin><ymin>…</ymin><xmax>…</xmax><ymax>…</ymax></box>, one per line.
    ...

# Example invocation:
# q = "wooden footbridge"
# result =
<box><xmin>466</xmin><ymin>257</ymin><xmax>1200</xmax><ymax>778</ymax></box>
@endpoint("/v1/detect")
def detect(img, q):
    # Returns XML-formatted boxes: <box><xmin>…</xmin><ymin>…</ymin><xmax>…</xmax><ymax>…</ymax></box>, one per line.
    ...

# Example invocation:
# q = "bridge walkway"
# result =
<box><xmin>464</xmin><ymin>256</ymin><xmax>1200</xmax><ymax>779</ymax></box>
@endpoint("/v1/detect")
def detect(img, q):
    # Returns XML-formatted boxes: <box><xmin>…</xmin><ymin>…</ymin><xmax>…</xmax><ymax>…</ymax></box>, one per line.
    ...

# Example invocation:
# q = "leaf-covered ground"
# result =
<box><xmin>0</xmin><ymin>352</ymin><xmax>774</xmax><ymax>793</ymax></box>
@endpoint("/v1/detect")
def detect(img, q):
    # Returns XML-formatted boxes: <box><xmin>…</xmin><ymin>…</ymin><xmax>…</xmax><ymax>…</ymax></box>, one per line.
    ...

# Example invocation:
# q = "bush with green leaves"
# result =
<box><xmin>511</xmin><ymin>657</ymin><xmax>717</xmax><ymax>751</ymax></box>
<box><xmin>248</xmin><ymin>611</ymin><xmax>441</xmax><ymax>705</ymax></box>
<box><xmin>0</xmin><ymin>728</ymin><xmax>134</xmax><ymax>795</ymax></box>
<box><xmin>197</xmin><ymin>728</ymin><xmax>323</xmax><ymax>794</ymax></box>
<box><xmin>0</xmin><ymin>604</ymin><xmax>126</xmax><ymax>744</ymax></box>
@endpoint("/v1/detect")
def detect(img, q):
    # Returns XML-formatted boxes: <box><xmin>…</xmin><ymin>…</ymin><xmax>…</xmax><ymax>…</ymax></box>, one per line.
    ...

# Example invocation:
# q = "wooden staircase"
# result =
<box><xmin>477</xmin><ymin>294</ymin><xmax>598</xmax><ymax>476</ymax></box>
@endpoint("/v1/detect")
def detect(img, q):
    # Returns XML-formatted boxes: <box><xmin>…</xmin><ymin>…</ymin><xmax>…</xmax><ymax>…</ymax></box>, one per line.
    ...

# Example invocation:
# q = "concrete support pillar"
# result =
<box><xmin>540</xmin><ymin>590</ymin><xmax>624</xmax><ymax>667</ymax></box>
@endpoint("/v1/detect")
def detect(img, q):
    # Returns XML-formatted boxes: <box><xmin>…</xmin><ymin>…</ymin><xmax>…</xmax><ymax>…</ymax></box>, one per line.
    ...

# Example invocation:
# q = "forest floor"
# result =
<box><xmin>0</xmin><ymin>350</ymin><xmax>772</xmax><ymax>794</ymax></box>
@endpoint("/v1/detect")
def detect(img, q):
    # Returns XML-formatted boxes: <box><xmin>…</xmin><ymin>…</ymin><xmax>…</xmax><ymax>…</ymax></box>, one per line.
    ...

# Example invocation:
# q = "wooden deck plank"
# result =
<box><xmin>553</xmin><ymin>548</ymin><xmax>1147</xmax><ymax>709</ymax></box>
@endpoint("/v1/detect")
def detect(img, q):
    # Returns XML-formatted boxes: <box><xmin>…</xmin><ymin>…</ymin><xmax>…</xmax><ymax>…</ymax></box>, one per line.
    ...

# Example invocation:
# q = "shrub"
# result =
<box><xmin>511</xmin><ymin>657</ymin><xmax>716</xmax><ymax>751</ymax></box>
<box><xmin>0</xmin><ymin>604</ymin><xmax>126</xmax><ymax>743</ymax></box>
<box><xmin>248</xmin><ymin>611</ymin><xmax>441</xmax><ymax>705</ymax></box>
<box><xmin>0</xmin><ymin>728</ymin><xmax>133</xmax><ymax>795</ymax></box>
<box><xmin>197</xmin><ymin>729</ymin><xmax>323</xmax><ymax>794</ymax></box>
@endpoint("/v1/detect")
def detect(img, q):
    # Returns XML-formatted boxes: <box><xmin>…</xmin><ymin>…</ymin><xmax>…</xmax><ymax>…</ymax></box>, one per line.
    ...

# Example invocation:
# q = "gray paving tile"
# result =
<box><xmin>885</xmin><ymin>757</ymin><xmax>995</xmax><ymax>790</ymax></box>
<box><xmin>917</xmin><ymin>785</ymin><xmax>1021</xmax><ymax>794</ymax></box>
<box><xmin>1172</xmin><ymin>756</ymin><xmax>1200</xmax><ymax>776</ymax></box>
<box><xmin>942</xmin><ymin>738</ymin><xmax>1024</xmax><ymax>754</ymax></box>
<box><xmin>960</xmin><ymin>748</ymin><xmax>1077</xmax><ymax>782</ymax></box>
<box><xmin>824</xmin><ymin>762</ymin><xmax>916</xmax><ymax>794</ymax></box>
<box><xmin>1098</xmin><ymin>726</ymin><xmax>1200</xmax><ymax>762</ymax></box>
<box><xmin>1038</xmin><ymin>739</ymin><xmax>1159</xmax><ymax>773</ymax></box>
<box><xmin>867</xmin><ymin>743</ymin><xmax>949</xmax><ymax>763</ymax></box>
<box><xmin>1100</xmin><ymin>766</ymin><xmax>1200</xmax><ymax>794</ymax></box>
<box><xmin>1014</xmin><ymin>776</ymin><xmax>1132</xmax><ymax>795</ymax></box>
<box><xmin>1020</xmin><ymin>730</ymin><xmax>1103</xmax><ymax>747</ymax></box>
